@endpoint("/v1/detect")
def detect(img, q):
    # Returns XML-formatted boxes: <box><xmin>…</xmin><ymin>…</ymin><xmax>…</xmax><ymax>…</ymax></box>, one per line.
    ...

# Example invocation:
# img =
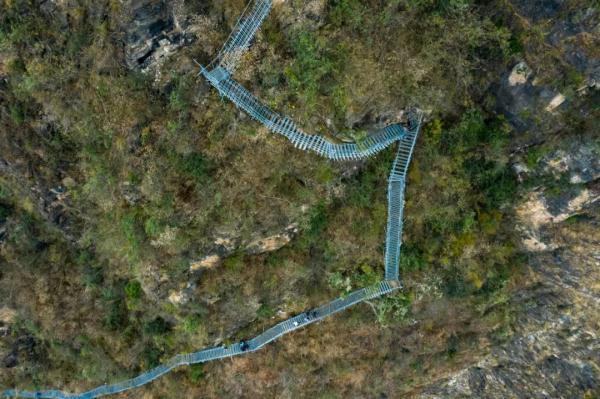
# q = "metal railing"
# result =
<box><xmin>1</xmin><ymin>1</ymin><xmax>422</xmax><ymax>397</ymax></box>
<box><xmin>1</xmin><ymin>281</ymin><xmax>401</xmax><ymax>399</ymax></box>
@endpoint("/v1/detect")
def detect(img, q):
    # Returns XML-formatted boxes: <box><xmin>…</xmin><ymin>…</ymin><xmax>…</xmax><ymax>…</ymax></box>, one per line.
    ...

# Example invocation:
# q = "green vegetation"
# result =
<box><xmin>124</xmin><ymin>280</ymin><xmax>142</xmax><ymax>301</ymax></box>
<box><xmin>102</xmin><ymin>287</ymin><xmax>128</xmax><ymax>331</ymax></box>
<box><xmin>144</xmin><ymin>317</ymin><xmax>172</xmax><ymax>335</ymax></box>
<box><xmin>1</xmin><ymin>0</ymin><xmax>592</xmax><ymax>397</ymax></box>
<box><xmin>375</xmin><ymin>292</ymin><xmax>412</xmax><ymax>326</ymax></box>
<box><xmin>257</xmin><ymin>303</ymin><xmax>276</xmax><ymax>319</ymax></box>
<box><xmin>301</xmin><ymin>201</ymin><xmax>330</xmax><ymax>248</ymax></box>
<box><xmin>188</xmin><ymin>364</ymin><xmax>205</xmax><ymax>383</ymax></box>
<box><xmin>223</xmin><ymin>251</ymin><xmax>245</xmax><ymax>271</ymax></box>
<box><xmin>284</xmin><ymin>30</ymin><xmax>345</xmax><ymax>113</ymax></box>
<box><xmin>175</xmin><ymin>152</ymin><xmax>212</xmax><ymax>185</ymax></box>
<box><xmin>140</xmin><ymin>345</ymin><xmax>163</xmax><ymax>369</ymax></box>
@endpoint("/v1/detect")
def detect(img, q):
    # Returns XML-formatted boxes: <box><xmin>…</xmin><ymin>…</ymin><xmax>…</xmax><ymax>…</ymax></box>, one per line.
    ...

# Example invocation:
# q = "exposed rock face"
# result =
<box><xmin>509</xmin><ymin>0</ymin><xmax>567</xmax><ymax>22</ymax></box>
<box><xmin>167</xmin><ymin>224</ymin><xmax>300</xmax><ymax>305</ymax></box>
<box><xmin>518</xmin><ymin>187</ymin><xmax>599</xmax><ymax>252</ymax></box>
<box><xmin>189</xmin><ymin>254</ymin><xmax>221</xmax><ymax>273</ymax></box>
<box><xmin>0</xmin><ymin>157</ymin><xmax>75</xmax><ymax>241</ymax></box>
<box><xmin>541</xmin><ymin>144</ymin><xmax>600</xmax><ymax>184</ymax></box>
<box><xmin>420</xmin><ymin>133</ymin><xmax>600</xmax><ymax>398</ymax></box>
<box><xmin>496</xmin><ymin>1</ymin><xmax>598</xmax><ymax>131</ymax></box>
<box><xmin>0</xmin><ymin>307</ymin><xmax>16</xmax><ymax>338</ymax></box>
<box><xmin>1</xmin><ymin>308</ymin><xmax>47</xmax><ymax>370</ymax></box>
<box><xmin>420</xmin><ymin>204</ymin><xmax>600</xmax><ymax>398</ymax></box>
<box><xmin>507</xmin><ymin>62</ymin><xmax>532</xmax><ymax>86</ymax></box>
<box><xmin>545</xmin><ymin>93</ymin><xmax>566</xmax><ymax>112</ymax></box>
<box><xmin>496</xmin><ymin>62</ymin><xmax>566</xmax><ymax>131</ymax></box>
<box><xmin>123</xmin><ymin>0</ymin><xmax>195</xmax><ymax>71</ymax></box>
<box><xmin>139</xmin><ymin>263</ymin><xmax>171</xmax><ymax>302</ymax></box>
<box><xmin>189</xmin><ymin>224</ymin><xmax>300</xmax><ymax>273</ymax></box>
<box><xmin>167</xmin><ymin>281</ymin><xmax>197</xmax><ymax>306</ymax></box>
<box><xmin>244</xmin><ymin>224</ymin><xmax>300</xmax><ymax>255</ymax></box>
<box><xmin>546</xmin><ymin>6</ymin><xmax>599</xmax><ymax>84</ymax></box>
<box><xmin>516</xmin><ymin>141</ymin><xmax>599</xmax><ymax>252</ymax></box>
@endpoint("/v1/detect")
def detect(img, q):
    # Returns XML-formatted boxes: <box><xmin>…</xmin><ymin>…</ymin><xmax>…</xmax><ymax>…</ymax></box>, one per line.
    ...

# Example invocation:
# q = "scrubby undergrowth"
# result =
<box><xmin>0</xmin><ymin>0</ymin><xmax>597</xmax><ymax>397</ymax></box>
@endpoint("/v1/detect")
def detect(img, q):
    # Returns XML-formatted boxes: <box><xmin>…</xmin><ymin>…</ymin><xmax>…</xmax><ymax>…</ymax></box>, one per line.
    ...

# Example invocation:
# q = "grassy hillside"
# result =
<box><xmin>0</xmin><ymin>0</ymin><xmax>597</xmax><ymax>397</ymax></box>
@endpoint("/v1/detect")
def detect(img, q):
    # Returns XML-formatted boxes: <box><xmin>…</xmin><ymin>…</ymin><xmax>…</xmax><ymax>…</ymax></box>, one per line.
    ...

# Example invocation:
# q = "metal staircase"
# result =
<box><xmin>2</xmin><ymin>1</ymin><xmax>422</xmax><ymax>398</ymax></box>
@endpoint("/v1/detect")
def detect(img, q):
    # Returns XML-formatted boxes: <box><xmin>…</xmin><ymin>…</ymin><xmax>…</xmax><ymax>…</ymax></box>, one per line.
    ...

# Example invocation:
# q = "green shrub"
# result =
<box><xmin>181</xmin><ymin>314</ymin><xmax>203</xmax><ymax>334</ymax></box>
<box><xmin>78</xmin><ymin>249</ymin><xmax>104</xmax><ymax>287</ymax></box>
<box><xmin>5</xmin><ymin>212</ymin><xmax>44</xmax><ymax>267</ymax></box>
<box><xmin>169</xmin><ymin>74</ymin><xmax>194</xmax><ymax>112</ymax></box>
<box><xmin>66</xmin><ymin>31</ymin><xmax>91</xmax><ymax>59</ymax></box>
<box><xmin>300</xmin><ymin>201</ymin><xmax>330</xmax><ymax>248</ymax></box>
<box><xmin>0</xmin><ymin>184</ymin><xmax>9</xmax><ymax>200</ymax></box>
<box><xmin>328</xmin><ymin>271</ymin><xmax>350</xmax><ymax>292</ymax></box>
<box><xmin>120</xmin><ymin>211</ymin><xmax>145</xmax><ymax>258</ymax></box>
<box><xmin>140</xmin><ymin>344</ymin><xmax>162</xmax><ymax>368</ymax></box>
<box><xmin>465</xmin><ymin>158</ymin><xmax>517</xmax><ymax>209</ymax></box>
<box><xmin>257</xmin><ymin>304</ymin><xmax>275</xmax><ymax>319</ymax></box>
<box><xmin>102</xmin><ymin>288</ymin><xmax>128</xmax><ymax>330</ymax></box>
<box><xmin>563</xmin><ymin>66</ymin><xmax>585</xmax><ymax>89</ymax></box>
<box><xmin>315</xmin><ymin>164</ymin><xmax>335</xmax><ymax>184</ymax></box>
<box><xmin>525</xmin><ymin>145</ymin><xmax>548</xmax><ymax>168</ymax></box>
<box><xmin>188</xmin><ymin>364</ymin><xmax>204</xmax><ymax>383</ymax></box>
<box><xmin>406</xmin><ymin>0</ymin><xmax>471</xmax><ymax>14</ymax></box>
<box><xmin>328</xmin><ymin>0</ymin><xmax>366</xmax><ymax>30</ymax></box>
<box><xmin>144</xmin><ymin>217</ymin><xmax>163</xmax><ymax>238</ymax></box>
<box><xmin>144</xmin><ymin>317</ymin><xmax>172</xmax><ymax>335</ymax></box>
<box><xmin>375</xmin><ymin>291</ymin><xmax>412</xmax><ymax>326</ymax></box>
<box><xmin>563</xmin><ymin>213</ymin><xmax>592</xmax><ymax>225</ymax></box>
<box><xmin>351</xmin><ymin>264</ymin><xmax>380</xmax><ymax>288</ymax></box>
<box><xmin>223</xmin><ymin>251</ymin><xmax>245</xmax><ymax>271</ymax></box>
<box><xmin>399</xmin><ymin>244</ymin><xmax>427</xmax><ymax>272</ymax></box>
<box><xmin>125</xmin><ymin>280</ymin><xmax>142</xmax><ymax>300</ymax></box>
<box><xmin>176</xmin><ymin>152</ymin><xmax>211</xmax><ymax>185</ymax></box>
<box><xmin>426</xmin><ymin>118</ymin><xmax>443</xmax><ymax>147</ymax></box>
<box><xmin>262</xmin><ymin>18</ymin><xmax>286</xmax><ymax>48</ymax></box>
<box><xmin>9</xmin><ymin>103</ymin><xmax>26</xmax><ymax>124</ymax></box>
<box><xmin>508</xmin><ymin>34</ymin><xmax>524</xmax><ymax>55</ymax></box>
<box><xmin>284</xmin><ymin>31</ymin><xmax>342</xmax><ymax>110</ymax></box>
<box><xmin>442</xmin><ymin>268</ymin><xmax>469</xmax><ymax>297</ymax></box>
<box><xmin>0</xmin><ymin>202</ymin><xmax>12</xmax><ymax>223</ymax></box>
<box><xmin>445</xmin><ymin>334</ymin><xmax>459</xmax><ymax>359</ymax></box>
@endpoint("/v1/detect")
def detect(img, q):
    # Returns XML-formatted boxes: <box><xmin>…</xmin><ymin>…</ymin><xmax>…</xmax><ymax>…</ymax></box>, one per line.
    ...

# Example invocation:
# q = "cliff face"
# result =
<box><xmin>421</xmin><ymin>204</ymin><xmax>599</xmax><ymax>398</ymax></box>
<box><xmin>0</xmin><ymin>0</ymin><xmax>598</xmax><ymax>397</ymax></box>
<box><xmin>417</xmin><ymin>1</ymin><xmax>600</xmax><ymax>396</ymax></box>
<box><xmin>122</xmin><ymin>0</ymin><xmax>198</xmax><ymax>72</ymax></box>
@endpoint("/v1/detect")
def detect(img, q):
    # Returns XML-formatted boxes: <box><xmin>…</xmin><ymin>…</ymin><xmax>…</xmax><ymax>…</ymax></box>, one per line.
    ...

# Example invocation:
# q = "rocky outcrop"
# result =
<box><xmin>0</xmin><ymin>157</ymin><xmax>75</xmax><ymax>242</ymax></box>
<box><xmin>190</xmin><ymin>224</ymin><xmax>300</xmax><ymax>273</ymax></box>
<box><xmin>123</xmin><ymin>0</ymin><xmax>197</xmax><ymax>71</ymax></box>
<box><xmin>167</xmin><ymin>224</ymin><xmax>300</xmax><ymax>305</ymax></box>
<box><xmin>1</xmin><ymin>308</ymin><xmax>47</xmax><ymax>370</ymax></box>
<box><xmin>244</xmin><ymin>224</ymin><xmax>300</xmax><ymax>255</ymax></box>
<box><xmin>419</xmin><ymin>133</ymin><xmax>600</xmax><ymax>398</ymax></box>
<box><xmin>515</xmin><ymin>141</ymin><xmax>599</xmax><ymax>252</ymax></box>
<box><xmin>496</xmin><ymin>0</ymin><xmax>598</xmax><ymax>132</ymax></box>
<box><xmin>420</xmin><ymin>202</ymin><xmax>600</xmax><ymax>398</ymax></box>
<box><xmin>496</xmin><ymin>62</ymin><xmax>567</xmax><ymax>131</ymax></box>
<box><xmin>540</xmin><ymin>144</ymin><xmax>600</xmax><ymax>185</ymax></box>
<box><xmin>511</xmin><ymin>1</ymin><xmax>599</xmax><ymax>85</ymax></box>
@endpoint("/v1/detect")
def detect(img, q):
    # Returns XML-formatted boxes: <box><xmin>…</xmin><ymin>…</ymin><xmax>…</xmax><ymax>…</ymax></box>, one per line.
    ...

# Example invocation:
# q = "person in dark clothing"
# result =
<box><xmin>240</xmin><ymin>341</ymin><xmax>249</xmax><ymax>351</ymax></box>
<box><xmin>304</xmin><ymin>311</ymin><xmax>317</xmax><ymax>322</ymax></box>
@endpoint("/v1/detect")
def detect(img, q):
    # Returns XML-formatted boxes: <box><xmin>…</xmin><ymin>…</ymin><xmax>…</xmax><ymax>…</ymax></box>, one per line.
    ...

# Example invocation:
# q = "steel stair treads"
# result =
<box><xmin>2</xmin><ymin>0</ymin><xmax>422</xmax><ymax>397</ymax></box>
